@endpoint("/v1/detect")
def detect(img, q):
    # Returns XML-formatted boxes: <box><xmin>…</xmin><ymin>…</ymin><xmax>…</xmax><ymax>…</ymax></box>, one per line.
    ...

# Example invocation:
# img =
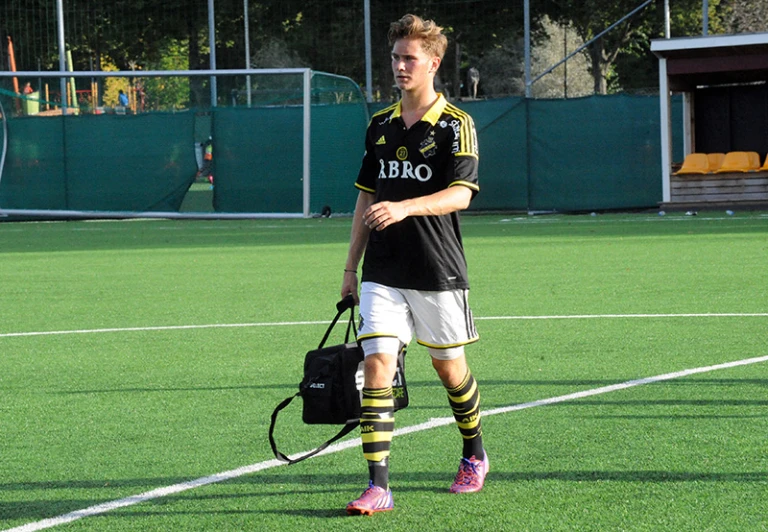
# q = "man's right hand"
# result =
<box><xmin>341</xmin><ymin>270</ymin><xmax>359</xmax><ymax>303</ymax></box>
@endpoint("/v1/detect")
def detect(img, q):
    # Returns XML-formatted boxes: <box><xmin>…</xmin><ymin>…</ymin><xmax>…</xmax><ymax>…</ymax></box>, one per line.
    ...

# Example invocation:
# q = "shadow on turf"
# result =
<box><xmin>51</xmin><ymin>383</ymin><xmax>297</xmax><ymax>395</ymax></box>
<box><xmin>5</xmin><ymin>469</ymin><xmax>767</xmax><ymax>495</ymax></box>
<box><xmin>4</xmin><ymin>469</ymin><xmax>767</xmax><ymax>523</ymax></box>
<box><xmin>91</xmin><ymin>508</ymin><xmax>350</xmax><ymax>519</ymax></box>
<box><xmin>48</xmin><ymin>376</ymin><xmax>768</xmax><ymax>396</ymax></box>
<box><xmin>44</xmin><ymin>378</ymin><xmax>632</xmax><ymax>396</ymax></box>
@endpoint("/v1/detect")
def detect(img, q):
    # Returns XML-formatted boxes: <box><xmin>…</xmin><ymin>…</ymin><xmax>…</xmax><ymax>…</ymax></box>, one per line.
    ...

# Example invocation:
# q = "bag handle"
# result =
<box><xmin>268</xmin><ymin>393</ymin><xmax>358</xmax><ymax>464</ymax></box>
<box><xmin>318</xmin><ymin>294</ymin><xmax>357</xmax><ymax>348</ymax></box>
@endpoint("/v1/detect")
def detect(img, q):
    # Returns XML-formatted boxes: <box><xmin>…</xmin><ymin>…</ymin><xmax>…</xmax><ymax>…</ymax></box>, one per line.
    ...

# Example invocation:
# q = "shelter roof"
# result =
<box><xmin>651</xmin><ymin>32</ymin><xmax>768</xmax><ymax>90</ymax></box>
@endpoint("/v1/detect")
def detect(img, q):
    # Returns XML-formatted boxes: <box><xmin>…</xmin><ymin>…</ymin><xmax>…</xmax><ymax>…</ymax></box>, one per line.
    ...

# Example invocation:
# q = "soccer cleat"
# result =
<box><xmin>449</xmin><ymin>452</ymin><xmax>489</xmax><ymax>493</ymax></box>
<box><xmin>346</xmin><ymin>481</ymin><xmax>394</xmax><ymax>515</ymax></box>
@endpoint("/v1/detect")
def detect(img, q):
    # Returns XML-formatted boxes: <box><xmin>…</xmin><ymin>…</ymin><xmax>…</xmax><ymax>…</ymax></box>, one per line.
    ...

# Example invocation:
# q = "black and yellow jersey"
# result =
<box><xmin>355</xmin><ymin>94</ymin><xmax>479</xmax><ymax>291</ymax></box>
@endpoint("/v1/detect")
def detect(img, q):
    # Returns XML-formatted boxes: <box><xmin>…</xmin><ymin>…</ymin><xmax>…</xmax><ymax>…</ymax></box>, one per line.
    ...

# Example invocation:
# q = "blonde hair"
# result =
<box><xmin>388</xmin><ymin>14</ymin><xmax>448</xmax><ymax>59</ymax></box>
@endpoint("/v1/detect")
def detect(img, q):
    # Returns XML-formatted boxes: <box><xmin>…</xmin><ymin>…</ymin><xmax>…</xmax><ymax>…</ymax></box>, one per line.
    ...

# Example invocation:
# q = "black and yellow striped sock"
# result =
<box><xmin>446</xmin><ymin>371</ymin><xmax>484</xmax><ymax>460</ymax></box>
<box><xmin>361</xmin><ymin>386</ymin><xmax>394</xmax><ymax>489</ymax></box>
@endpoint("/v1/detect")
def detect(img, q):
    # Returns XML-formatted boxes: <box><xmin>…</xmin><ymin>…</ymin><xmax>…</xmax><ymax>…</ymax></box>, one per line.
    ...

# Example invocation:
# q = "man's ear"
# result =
<box><xmin>429</xmin><ymin>57</ymin><xmax>442</xmax><ymax>73</ymax></box>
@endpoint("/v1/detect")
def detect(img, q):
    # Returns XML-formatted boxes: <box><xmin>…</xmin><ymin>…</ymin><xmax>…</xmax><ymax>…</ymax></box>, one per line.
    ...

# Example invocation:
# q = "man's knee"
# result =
<box><xmin>364</xmin><ymin>353</ymin><xmax>398</xmax><ymax>388</ymax></box>
<box><xmin>431</xmin><ymin>354</ymin><xmax>468</xmax><ymax>388</ymax></box>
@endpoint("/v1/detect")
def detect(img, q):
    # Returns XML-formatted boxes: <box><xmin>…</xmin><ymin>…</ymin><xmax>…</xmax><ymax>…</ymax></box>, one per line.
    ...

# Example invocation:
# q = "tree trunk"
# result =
<box><xmin>453</xmin><ymin>40</ymin><xmax>462</xmax><ymax>99</ymax></box>
<box><xmin>588</xmin><ymin>38</ymin><xmax>607</xmax><ymax>95</ymax></box>
<box><xmin>188</xmin><ymin>14</ymin><xmax>205</xmax><ymax>107</ymax></box>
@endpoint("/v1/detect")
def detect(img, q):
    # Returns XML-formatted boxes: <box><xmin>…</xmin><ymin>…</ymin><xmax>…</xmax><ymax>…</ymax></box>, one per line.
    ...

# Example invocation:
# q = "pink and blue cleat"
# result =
<box><xmin>346</xmin><ymin>481</ymin><xmax>394</xmax><ymax>515</ymax></box>
<box><xmin>449</xmin><ymin>452</ymin><xmax>489</xmax><ymax>493</ymax></box>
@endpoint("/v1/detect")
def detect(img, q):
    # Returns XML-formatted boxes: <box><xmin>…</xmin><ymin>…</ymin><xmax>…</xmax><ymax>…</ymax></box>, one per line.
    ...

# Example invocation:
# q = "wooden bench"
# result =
<box><xmin>667</xmin><ymin>171</ymin><xmax>768</xmax><ymax>207</ymax></box>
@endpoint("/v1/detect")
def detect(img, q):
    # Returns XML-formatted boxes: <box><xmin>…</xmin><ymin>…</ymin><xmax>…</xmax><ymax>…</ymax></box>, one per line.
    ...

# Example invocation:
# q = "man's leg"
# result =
<box><xmin>432</xmin><ymin>354</ymin><xmax>485</xmax><ymax>460</ymax></box>
<box><xmin>347</xmin><ymin>350</ymin><xmax>398</xmax><ymax>515</ymax></box>
<box><xmin>348</xmin><ymin>283</ymin><xmax>411</xmax><ymax>514</ymax></box>
<box><xmin>432</xmin><ymin>353</ymin><xmax>488</xmax><ymax>493</ymax></box>
<box><xmin>361</xmin><ymin>353</ymin><xmax>398</xmax><ymax>489</ymax></box>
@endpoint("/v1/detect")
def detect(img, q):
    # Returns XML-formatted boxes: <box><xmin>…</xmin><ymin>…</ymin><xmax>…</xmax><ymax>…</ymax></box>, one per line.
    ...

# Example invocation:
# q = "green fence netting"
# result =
<box><xmin>210</xmin><ymin>72</ymin><xmax>369</xmax><ymax>214</ymax></box>
<box><xmin>309</xmin><ymin>103</ymin><xmax>371</xmax><ymax>214</ymax></box>
<box><xmin>342</xmin><ymin>94</ymin><xmax>681</xmax><ymax>213</ymax></box>
<box><xmin>0</xmin><ymin>112</ymin><xmax>197</xmax><ymax>212</ymax></box>
<box><xmin>528</xmin><ymin>94</ymin><xmax>674</xmax><ymax>211</ymax></box>
<box><xmin>0</xmin><ymin>112</ymin><xmax>67</xmax><ymax>210</ymax></box>
<box><xmin>67</xmin><ymin>113</ymin><xmax>197</xmax><ymax>211</ymax></box>
<box><xmin>212</xmin><ymin>106</ymin><xmax>303</xmax><ymax>213</ymax></box>
<box><xmin>462</xmin><ymin>97</ymin><xmax>529</xmax><ymax>211</ymax></box>
<box><xmin>0</xmin><ymin>86</ymin><xmax>682</xmax><ymax>217</ymax></box>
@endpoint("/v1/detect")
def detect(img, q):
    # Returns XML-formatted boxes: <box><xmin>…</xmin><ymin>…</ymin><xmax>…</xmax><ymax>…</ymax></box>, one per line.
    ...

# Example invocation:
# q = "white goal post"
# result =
<box><xmin>0</xmin><ymin>68</ymin><xmax>315</xmax><ymax>220</ymax></box>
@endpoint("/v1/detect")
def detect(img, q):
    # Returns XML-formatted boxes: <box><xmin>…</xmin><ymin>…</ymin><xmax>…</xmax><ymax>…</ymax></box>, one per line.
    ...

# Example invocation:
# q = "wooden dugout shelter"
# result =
<box><xmin>652</xmin><ymin>32</ymin><xmax>768</xmax><ymax>208</ymax></box>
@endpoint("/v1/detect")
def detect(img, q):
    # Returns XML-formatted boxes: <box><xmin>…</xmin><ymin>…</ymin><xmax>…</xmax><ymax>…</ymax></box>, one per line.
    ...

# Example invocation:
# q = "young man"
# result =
<box><xmin>341</xmin><ymin>14</ymin><xmax>487</xmax><ymax>516</ymax></box>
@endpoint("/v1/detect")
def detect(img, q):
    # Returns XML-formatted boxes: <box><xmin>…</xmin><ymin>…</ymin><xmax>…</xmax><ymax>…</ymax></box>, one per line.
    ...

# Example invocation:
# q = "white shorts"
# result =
<box><xmin>358</xmin><ymin>281</ymin><xmax>479</xmax><ymax>361</ymax></box>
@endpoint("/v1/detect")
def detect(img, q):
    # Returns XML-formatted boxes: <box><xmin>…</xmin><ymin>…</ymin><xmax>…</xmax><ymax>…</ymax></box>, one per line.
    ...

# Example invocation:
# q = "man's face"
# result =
<box><xmin>391</xmin><ymin>38</ymin><xmax>439</xmax><ymax>93</ymax></box>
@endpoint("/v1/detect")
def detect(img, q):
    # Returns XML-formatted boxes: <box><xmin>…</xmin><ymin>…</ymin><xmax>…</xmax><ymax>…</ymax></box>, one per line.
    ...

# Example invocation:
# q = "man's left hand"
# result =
<box><xmin>364</xmin><ymin>201</ymin><xmax>407</xmax><ymax>231</ymax></box>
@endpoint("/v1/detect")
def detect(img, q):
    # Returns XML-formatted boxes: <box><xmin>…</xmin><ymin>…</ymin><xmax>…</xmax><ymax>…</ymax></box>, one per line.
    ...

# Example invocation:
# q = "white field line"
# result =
<box><xmin>478</xmin><ymin>313</ymin><xmax>768</xmax><ymax>321</ymax></box>
<box><xmin>0</xmin><ymin>321</ymin><xmax>329</xmax><ymax>338</ymax></box>
<box><xmin>2</xmin><ymin>313</ymin><xmax>767</xmax><ymax>339</ymax></box>
<box><xmin>4</xmin><ymin>353</ymin><xmax>768</xmax><ymax>532</ymax></box>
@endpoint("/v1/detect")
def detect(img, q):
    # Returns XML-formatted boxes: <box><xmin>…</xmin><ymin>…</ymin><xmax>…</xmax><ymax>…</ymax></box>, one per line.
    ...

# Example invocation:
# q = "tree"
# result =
<box><xmin>547</xmin><ymin>0</ymin><xmax>729</xmax><ymax>94</ymax></box>
<box><xmin>724</xmin><ymin>0</ymin><xmax>768</xmax><ymax>33</ymax></box>
<box><xmin>529</xmin><ymin>17</ymin><xmax>593</xmax><ymax>98</ymax></box>
<box><xmin>7</xmin><ymin>0</ymin><xmax>740</xmax><ymax>105</ymax></box>
<box><xmin>143</xmin><ymin>39</ymin><xmax>192</xmax><ymax>110</ymax></box>
<box><xmin>545</xmin><ymin>0</ymin><xmax>632</xmax><ymax>94</ymax></box>
<box><xmin>612</xmin><ymin>0</ymin><xmax>728</xmax><ymax>93</ymax></box>
<box><xmin>472</xmin><ymin>16</ymin><xmax>592</xmax><ymax>99</ymax></box>
<box><xmin>474</xmin><ymin>37</ymin><xmax>524</xmax><ymax>97</ymax></box>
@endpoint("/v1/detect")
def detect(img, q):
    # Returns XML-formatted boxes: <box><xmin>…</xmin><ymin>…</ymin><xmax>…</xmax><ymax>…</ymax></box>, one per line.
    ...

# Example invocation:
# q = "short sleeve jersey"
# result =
<box><xmin>355</xmin><ymin>94</ymin><xmax>479</xmax><ymax>291</ymax></box>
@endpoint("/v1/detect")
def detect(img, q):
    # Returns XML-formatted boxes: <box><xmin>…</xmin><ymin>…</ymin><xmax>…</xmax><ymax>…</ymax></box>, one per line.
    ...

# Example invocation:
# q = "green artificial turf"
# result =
<box><xmin>1</xmin><ymin>212</ymin><xmax>766</xmax><ymax>531</ymax></box>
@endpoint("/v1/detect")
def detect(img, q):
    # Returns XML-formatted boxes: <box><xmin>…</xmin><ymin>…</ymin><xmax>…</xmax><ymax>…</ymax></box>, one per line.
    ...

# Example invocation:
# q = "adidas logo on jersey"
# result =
<box><xmin>376</xmin><ymin>135</ymin><xmax>386</xmax><ymax>145</ymax></box>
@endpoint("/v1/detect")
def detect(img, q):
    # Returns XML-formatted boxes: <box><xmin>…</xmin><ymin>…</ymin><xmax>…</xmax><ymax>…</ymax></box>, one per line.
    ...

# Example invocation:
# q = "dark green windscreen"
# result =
<box><xmin>0</xmin><ymin>89</ymin><xmax>682</xmax><ymax>216</ymax></box>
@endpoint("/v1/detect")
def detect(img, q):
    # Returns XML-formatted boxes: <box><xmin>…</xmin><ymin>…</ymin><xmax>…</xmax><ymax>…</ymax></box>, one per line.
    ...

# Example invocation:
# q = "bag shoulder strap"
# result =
<box><xmin>268</xmin><ymin>295</ymin><xmax>359</xmax><ymax>465</ymax></box>
<box><xmin>268</xmin><ymin>393</ymin><xmax>359</xmax><ymax>464</ymax></box>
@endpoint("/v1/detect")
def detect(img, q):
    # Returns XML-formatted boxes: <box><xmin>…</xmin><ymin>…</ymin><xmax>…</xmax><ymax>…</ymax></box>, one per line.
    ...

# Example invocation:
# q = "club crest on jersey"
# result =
<box><xmin>419</xmin><ymin>131</ymin><xmax>437</xmax><ymax>158</ymax></box>
<box><xmin>378</xmin><ymin>159</ymin><xmax>433</xmax><ymax>182</ymax></box>
<box><xmin>396</xmin><ymin>146</ymin><xmax>408</xmax><ymax>160</ymax></box>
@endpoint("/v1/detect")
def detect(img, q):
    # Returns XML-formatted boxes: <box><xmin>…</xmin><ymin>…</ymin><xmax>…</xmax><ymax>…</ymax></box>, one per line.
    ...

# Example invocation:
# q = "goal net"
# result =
<box><xmin>0</xmin><ymin>69</ymin><xmax>369</xmax><ymax>220</ymax></box>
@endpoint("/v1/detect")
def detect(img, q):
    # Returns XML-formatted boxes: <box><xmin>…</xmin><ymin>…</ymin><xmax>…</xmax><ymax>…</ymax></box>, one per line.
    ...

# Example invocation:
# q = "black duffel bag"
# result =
<box><xmin>268</xmin><ymin>295</ymin><xmax>408</xmax><ymax>464</ymax></box>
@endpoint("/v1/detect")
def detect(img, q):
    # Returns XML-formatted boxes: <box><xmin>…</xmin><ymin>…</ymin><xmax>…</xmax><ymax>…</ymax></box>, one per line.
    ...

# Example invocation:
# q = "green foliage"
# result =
<box><xmin>725</xmin><ymin>0</ymin><xmax>768</xmax><ymax>33</ymax></box>
<box><xmin>143</xmin><ymin>39</ymin><xmax>192</xmax><ymax>110</ymax></box>
<box><xmin>0</xmin><ymin>1</ymin><xmax>763</xmax><ymax>103</ymax></box>
<box><xmin>543</xmin><ymin>0</ymin><xmax>729</xmax><ymax>94</ymax></box>
<box><xmin>475</xmin><ymin>37</ymin><xmax>524</xmax><ymax>97</ymax></box>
